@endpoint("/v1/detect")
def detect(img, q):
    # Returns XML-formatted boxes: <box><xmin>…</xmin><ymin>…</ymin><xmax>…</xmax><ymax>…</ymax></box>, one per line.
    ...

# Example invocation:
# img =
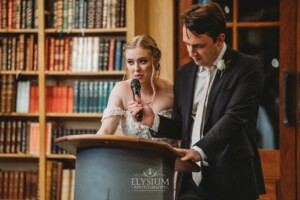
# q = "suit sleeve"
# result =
<box><xmin>155</xmin><ymin>69</ymin><xmax>183</xmax><ymax>140</ymax></box>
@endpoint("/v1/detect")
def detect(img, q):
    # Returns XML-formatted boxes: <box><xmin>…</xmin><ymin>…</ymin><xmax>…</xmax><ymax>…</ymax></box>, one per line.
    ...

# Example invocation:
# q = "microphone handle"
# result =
<box><xmin>136</xmin><ymin>111</ymin><xmax>143</xmax><ymax>122</ymax></box>
<box><xmin>132</xmin><ymin>89</ymin><xmax>143</xmax><ymax>122</ymax></box>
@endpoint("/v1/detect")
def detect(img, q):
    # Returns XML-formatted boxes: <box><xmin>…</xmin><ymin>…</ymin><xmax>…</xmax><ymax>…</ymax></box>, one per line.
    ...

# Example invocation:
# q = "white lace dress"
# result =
<box><xmin>102</xmin><ymin>106</ymin><xmax>178</xmax><ymax>146</ymax></box>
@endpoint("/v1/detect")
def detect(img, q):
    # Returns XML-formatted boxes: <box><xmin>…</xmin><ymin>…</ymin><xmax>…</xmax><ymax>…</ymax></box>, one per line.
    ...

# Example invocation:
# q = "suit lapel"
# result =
<box><xmin>205</xmin><ymin>46</ymin><xmax>236</xmax><ymax>125</ymax></box>
<box><xmin>183</xmin><ymin>62</ymin><xmax>198</xmax><ymax>136</ymax></box>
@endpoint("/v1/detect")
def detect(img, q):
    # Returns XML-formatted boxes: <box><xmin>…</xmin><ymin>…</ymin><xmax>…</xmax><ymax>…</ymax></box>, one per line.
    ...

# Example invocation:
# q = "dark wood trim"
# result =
<box><xmin>279</xmin><ymin>0</ymin><xmax>297</xmax><ymax>199</ymax></box>
<box><xmin>258</xmin><ymin>150</ymin><xmax>280</xmax><ymax>200</ymax></box>
<box><xmin>176</xmin><ymin>0</ymin><xmax>193</xmax><ymax>67</ymax></box>
<box><xmin>297</xmin><ymin>0</ymin><xmax>300</xmax><ymax>198</ymax></box>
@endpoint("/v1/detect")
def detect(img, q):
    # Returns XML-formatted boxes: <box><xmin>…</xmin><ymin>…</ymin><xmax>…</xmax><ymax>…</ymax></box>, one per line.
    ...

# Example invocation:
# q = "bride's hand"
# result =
<box><xmin>128</xmin><ymin>95</ymin><xmax>155</xmax><ymax>127</ymax></box>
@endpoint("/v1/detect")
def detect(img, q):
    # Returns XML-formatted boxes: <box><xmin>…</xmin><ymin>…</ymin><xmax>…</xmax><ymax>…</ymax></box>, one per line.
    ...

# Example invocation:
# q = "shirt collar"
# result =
<box><xmin>198</xmin><ymin>43</ymin><xmax>227</xmax><ymax>73</ymax></box>
<box><xmin>212</xmin><ymin>43</ymin><xmax>227</xmax><ymax>67</ymax></box>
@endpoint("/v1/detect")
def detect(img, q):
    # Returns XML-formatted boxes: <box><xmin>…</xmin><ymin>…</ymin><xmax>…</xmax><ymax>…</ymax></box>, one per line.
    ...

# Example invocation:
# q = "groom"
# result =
<box><xmin>129</xmin><ymin>2</ymin><xmax>266</xmax><ymax>200</ymax></box>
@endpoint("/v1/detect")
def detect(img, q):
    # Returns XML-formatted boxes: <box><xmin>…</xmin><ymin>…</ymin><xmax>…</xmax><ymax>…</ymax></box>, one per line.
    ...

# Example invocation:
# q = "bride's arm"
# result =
<box><xmin>97</xmin><ymin>82</ymin><xmax>126</xmax><ymax>135</ymax></box>
<box><xmin>97</xmin><ymin>115</ymin><xmax>122</xmax><ymax>135</ymax></box>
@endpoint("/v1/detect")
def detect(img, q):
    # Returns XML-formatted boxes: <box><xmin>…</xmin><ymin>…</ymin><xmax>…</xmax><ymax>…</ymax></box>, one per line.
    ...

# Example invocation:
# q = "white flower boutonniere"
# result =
<box><xmin>217</xmin><ymin>59</ymin><xmax>231</xmax><ymax>78</ymax></box>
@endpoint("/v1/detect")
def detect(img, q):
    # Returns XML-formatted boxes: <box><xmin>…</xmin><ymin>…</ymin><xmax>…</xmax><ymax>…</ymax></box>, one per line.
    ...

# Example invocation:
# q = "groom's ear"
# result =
<box><xmin>217</xmin><ymin>33</ymin><xmax>225</xmax><ymax>45</ymax></box>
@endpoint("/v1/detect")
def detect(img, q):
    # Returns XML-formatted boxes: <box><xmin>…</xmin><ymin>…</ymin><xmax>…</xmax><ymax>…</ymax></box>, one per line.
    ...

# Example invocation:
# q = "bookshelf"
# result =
<box><xmin>0</xmin><ymin>0</ymin><xmax>175</xmax><ymax>199</ymax></box>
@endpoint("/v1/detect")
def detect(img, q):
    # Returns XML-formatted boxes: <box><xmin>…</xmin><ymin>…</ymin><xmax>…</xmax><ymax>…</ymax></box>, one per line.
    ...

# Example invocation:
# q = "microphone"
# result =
<box><xmin>131</xmin><ymin>79</ymin><xmax>143</xmax><ymax>122</ymax></box>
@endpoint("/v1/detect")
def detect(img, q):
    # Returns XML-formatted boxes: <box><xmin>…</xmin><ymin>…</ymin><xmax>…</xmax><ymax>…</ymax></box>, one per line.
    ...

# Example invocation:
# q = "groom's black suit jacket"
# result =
<box><xmin>156</xmin><ymin>46</ymin><xmax>266</xmax><ymax>199</ymax></box>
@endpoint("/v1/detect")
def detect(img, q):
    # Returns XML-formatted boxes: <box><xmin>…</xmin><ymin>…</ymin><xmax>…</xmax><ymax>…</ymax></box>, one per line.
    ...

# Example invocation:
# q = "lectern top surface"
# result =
<box><xmin>55</xmin><ymin>134</ymin><xmax>201</xmax><ymax>172</ymax></box>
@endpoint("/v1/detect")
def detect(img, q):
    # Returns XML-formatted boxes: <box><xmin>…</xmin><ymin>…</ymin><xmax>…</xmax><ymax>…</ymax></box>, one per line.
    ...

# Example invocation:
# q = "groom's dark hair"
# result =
<box><xmin>181</xmin><ymin>2</ymin><xmax>226</xmax><ymax>42</ymax></box>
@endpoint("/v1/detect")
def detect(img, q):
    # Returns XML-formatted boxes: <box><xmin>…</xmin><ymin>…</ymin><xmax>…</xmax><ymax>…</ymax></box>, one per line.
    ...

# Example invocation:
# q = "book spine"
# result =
<box><xmin>88</xmin><ymin>81</ymin><xmax>93</xmax><ymax>113</ymax></box>
<box><xmin>103</xmin><ymin>39</ymin><xmax>110</xmax><ymax>71</ymax></box>
<box><xmin>92</xmin><ymin>37</ymin><xmax>99</xmax><ymax>72</ymax></box>
<box><xmin>73</xmin><ymin>81</ymin><xmax>79</xmax><ymax>113</ymax></box>
<box><xmin>6</xmin><ymin>74</ymin><xmax>16</xmax><ymax>113</ymax></box>
<box><xmin>56</xmin><ymin>0</ymin><xmax>63</xmax><ymax>29</ymax></box>
<box><xmin>63</xmin><ymin>38</ymin><xmax>69</xmax><ymax>71</ymax></box>
<box><xmin>10</xmin><ymin>121</ymin><xmax>16</xmax><ymax>153</ymax></box>
<box><xmin>87</xmin><ymin>0</ymin><xmax>95</xmax><ymax>28</ymax></box>
<box><xmin>95</xmin><ymin>0</ymin><xmax>103</xmax><ymax>28</ymax></box>
<box><xmin>16</xmin><ymin>121</ymin><xmax>22</xmax><ymax>153</ymax></box>
<box><xmin>0</xmin><ymin>121</ymin><xmax>5</xmax><ymax>153</ymax></box>
<box><xmin>14</xmin><ymin>0</ymin><xmax>21</xmax><ymax>29</ymax></box>
<box><xmin>18</xmin><ymin>171</ymin><xmax>25</xmax><ymax>199</ymax></box>
<box><xmin>26</xmin><ymin>0</ymin><xmax>33</xmax><ymax>28</ymax></box>
<box><xmin>5</xmin><ymin>121</ymin><xmax>12</xmax><ymax>153</ymax></box>
<box><xmin>2</xmin><ymin>0</ymin><xmax>8</xmax><ymax>29</ymax></box>
<box><xmin>20</xmin><ymin>121</ymin><xmax>27</xmax><ymax>153</ymax></box>
<box><xmin>11</xmin><ymin>37</ymin><xmax>16</xmax><ymax>70</ymax></box>
<box><xmin>67</xmin><ymin>86</ymin><xmax>74</xmax><ymax>113</ymax></box>
<box><xmin>7</xmin><ymin>37</ymin><xmax>12</xmax><ymax>71</ymax></box>
<box><xmin>67</xmin><ymin>0</ymin><xmax>73</xmax><ymax>28</ymax></box>
<box><xmin>34</xmin><ymin>0</ymin><xmax>38</xmax><ymax>28</ymax></box>
<box><xmin>7</xmin><ymin>0</ymin><xmax>12</xmax><ymax>29</ymax></box>
<box><xmin>2</xmin><ymin>37</ymin><xmax>7</xmax><ymax>70</ymax></box>
<box><xmin>1</xmin><ymin>75</ymin><xmax>7</xmax><ymax>113</ymax></box>
<box><xmin>59</xmin><ymin>38</ymin><xmax>64</xmax><ymax>71</ymax></box>
<box><xmin>108</xmin><ymin>38</ymin><xmax>116</xmax><ymax>71</ymax></box>
<box><xmin>18</xmin><ymin>34</ymin><xmax>25</xmax><ymax>70</ymax></box>
<box><xmin>114</xmin><ymin>39</ymin><xmax>123</xmax><ymax>71</ymax></box>
<box><xmin>63</xmin><ymin>0</ymin><xmax>68</xmax><ymax>29</ymax></box>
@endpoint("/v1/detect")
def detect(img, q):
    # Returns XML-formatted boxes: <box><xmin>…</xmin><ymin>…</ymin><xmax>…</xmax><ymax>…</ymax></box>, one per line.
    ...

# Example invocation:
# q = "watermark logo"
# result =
<box><xmin>131</xmin><ymin>168</ymin><xmax>170</xmax><ymax>192</ymax></box>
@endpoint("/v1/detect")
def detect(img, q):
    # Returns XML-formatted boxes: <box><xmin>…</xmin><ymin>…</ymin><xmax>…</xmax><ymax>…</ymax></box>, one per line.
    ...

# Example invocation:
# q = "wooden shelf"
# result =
<box><xmin>0</xmin><ymin>29</ymin><xmax>39</xmax><ymax>33</ymax></box>
<box><xmin>0</xmin><ymin>154</ymin><xmax>39</xmax><ymax>159</ymax></box>
<box><xmin>45</xmin><ymin>71</ymin><xmax>126</xmax><ymax>76</ymax></box>
<box><xmin>236</xmin><ymin>22</ymin><xmax>280</xmax><ymax>27</ymax></box>
<box><xmin>46</xmin><ymin>154</ymin><xmax>76</xmax><ymax>160</ymax></box>
<box><xmin>226</xmin><ymin>22</ymin><xmax>280</xmax><ymax>28</ymax></box>
<box><xmin>45</xmin><ymin>28</ymin><xmax>127</xmax><ymax>34</ymax></box>
<box><xmin>46</xmin><ymin>113</ymin><xmax>102</xmax><ymax>118</ymax></box>
<box><xmin>0</xmin><ymin>70</ymin><xmax>39</xmax><ymax>75</ymax></box>
<box><xmin>0</xmin><ymin>113</ymin><xmax>39</xmax><ymax>117</ymax></box>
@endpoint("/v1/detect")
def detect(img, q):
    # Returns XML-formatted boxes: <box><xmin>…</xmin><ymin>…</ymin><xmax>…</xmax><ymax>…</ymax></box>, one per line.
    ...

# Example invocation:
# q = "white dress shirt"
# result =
<box><xmin>151</xmin><ymin>43</ymin><xmax>227</xmax><ymax>168</ymax></box>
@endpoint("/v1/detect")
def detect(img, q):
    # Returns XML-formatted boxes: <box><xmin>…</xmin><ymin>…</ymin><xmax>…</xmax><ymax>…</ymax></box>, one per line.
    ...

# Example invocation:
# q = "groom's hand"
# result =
<box><xmin>175</xmin><ymin>148</ymin><xmax>202</xmax><ymax>162</ymax></box>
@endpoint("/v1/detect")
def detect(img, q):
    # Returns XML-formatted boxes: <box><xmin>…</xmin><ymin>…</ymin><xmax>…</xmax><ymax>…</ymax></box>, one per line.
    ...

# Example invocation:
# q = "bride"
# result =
<box><xmin>97</xmin><ymin>35</ymin><xmax>176</xmax><ymax>145</ymax></box>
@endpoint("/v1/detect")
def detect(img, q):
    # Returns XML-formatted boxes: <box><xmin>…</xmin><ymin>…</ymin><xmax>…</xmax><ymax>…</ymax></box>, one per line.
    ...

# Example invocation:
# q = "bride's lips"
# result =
<box><xmin>134</xmin><ymin>75</ymin><xmax>143</xmax><ymax>79</ymax></box>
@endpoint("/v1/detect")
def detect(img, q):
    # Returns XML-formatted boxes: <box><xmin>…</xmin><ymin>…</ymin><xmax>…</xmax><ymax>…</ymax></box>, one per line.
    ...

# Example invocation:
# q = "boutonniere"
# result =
<box><xmin>217</xmin><ymin>59</ymin><xmax>231</xmax><ymax>78</ymax></box>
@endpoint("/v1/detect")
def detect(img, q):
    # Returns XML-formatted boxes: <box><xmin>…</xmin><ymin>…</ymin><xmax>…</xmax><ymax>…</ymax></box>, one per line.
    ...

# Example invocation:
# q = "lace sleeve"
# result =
<box><xmin>158</xmin><ymin>109</ymin><xmax>172</xmax><ymax>118</ymax></box>
<box><xmin>101</xmin><ymin>106</ymin><xmax>126</xmax><ymax>122</ymax></box>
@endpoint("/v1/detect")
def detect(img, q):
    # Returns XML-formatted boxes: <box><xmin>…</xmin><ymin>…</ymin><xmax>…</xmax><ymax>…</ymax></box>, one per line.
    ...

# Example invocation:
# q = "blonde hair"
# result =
<box><xmin>124</xmin><ymin>35</ymin><xmax>162</xmax><ymax>104</ymax></box>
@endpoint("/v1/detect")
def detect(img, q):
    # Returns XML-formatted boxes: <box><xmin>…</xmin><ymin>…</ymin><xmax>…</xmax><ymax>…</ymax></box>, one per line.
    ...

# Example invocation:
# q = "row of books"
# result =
<box><xmin>0</xmin><ymin>34</ymin><xmax>38</xmax><ymax>71</ymax></box>
<box><xmin>0</xmin><ymin>0</ymin><xmax>38</xmax><ymax>29</ymax></box>
<box><xmin>0</xmin><ymin>75</ymin><xmax>38</xmax><ymax>114</ymax></box>
<box><xmin>0</xmin><ymin>169</ymin><xmax>38</xmax><ymax>200</ymax></box>
<box><xmin>73</xmin><ymin>80</ymin><xmax>116</xmax><ymax>113</ymax></box>
<box><xmin>0</xmin><ymin>119</ymin><xmax>98</xmax><ymax>155</ymax></box>
<box><xmin>0</xmin><ymin>74</ymin><xmax>15</xmax><ymax>113</ymax></box>
<box><xmin>46</xmin><ymin>80</ymin><xmax>116</xmax><ymax>113</ymax></box>
<box><xmin>45</xmin><ymin>37</ymin><xmax>125</xmax><ymax>72</ymax></box>
<box><xmin>45</xmin><ymin>0</ymin><xmax>125</xmax><ymax>29</ymax></box>
<box><xmin>0</xmin><ymin>74</ymin><xmax>118</xmax><ymax>114</ymax></box>
<box><xmin>16</xmin><ymin>81</ymin><xmax>38</xmax><ymax>113</ymax></box>
<box><xmin>0</xmin><ymin>120</ymin><xmax>42</xmax><ymax>154</ymax></box>
<box><xmin>47</xmin><ymin>127</ymin><xmax>97</xmax><ymax>155</ymax></box>
<box><xmin>46</xmin><ymin>161</ymin><xmax>75</xmax><ymax>200</ymax></box>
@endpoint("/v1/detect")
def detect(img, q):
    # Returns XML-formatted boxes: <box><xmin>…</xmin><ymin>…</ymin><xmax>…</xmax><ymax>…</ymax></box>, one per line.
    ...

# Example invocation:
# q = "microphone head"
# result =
<box><xmin>131</xmin><ymin>79</ymin><xmax>141</xmax><ymax>89</ymax></box>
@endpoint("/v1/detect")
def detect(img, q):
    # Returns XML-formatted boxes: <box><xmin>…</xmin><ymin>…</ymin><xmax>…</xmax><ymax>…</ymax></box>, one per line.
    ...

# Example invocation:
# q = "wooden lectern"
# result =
<box><xmin>55</xmin><ymin>134</ymin><xmax>200</xmax><ymax>200</ymax></box>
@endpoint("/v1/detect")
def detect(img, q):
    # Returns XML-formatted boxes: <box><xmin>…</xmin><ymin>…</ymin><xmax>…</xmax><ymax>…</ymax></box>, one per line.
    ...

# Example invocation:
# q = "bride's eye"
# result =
<box><xmin>139</xmin><ymin>59</ymin><xmax>148</xmax><ymax>64</ymax></box>
<box><xmin>127</xmin><ymin>60</ymin><xmax>134</xmax><ymax>65</ymax></box>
